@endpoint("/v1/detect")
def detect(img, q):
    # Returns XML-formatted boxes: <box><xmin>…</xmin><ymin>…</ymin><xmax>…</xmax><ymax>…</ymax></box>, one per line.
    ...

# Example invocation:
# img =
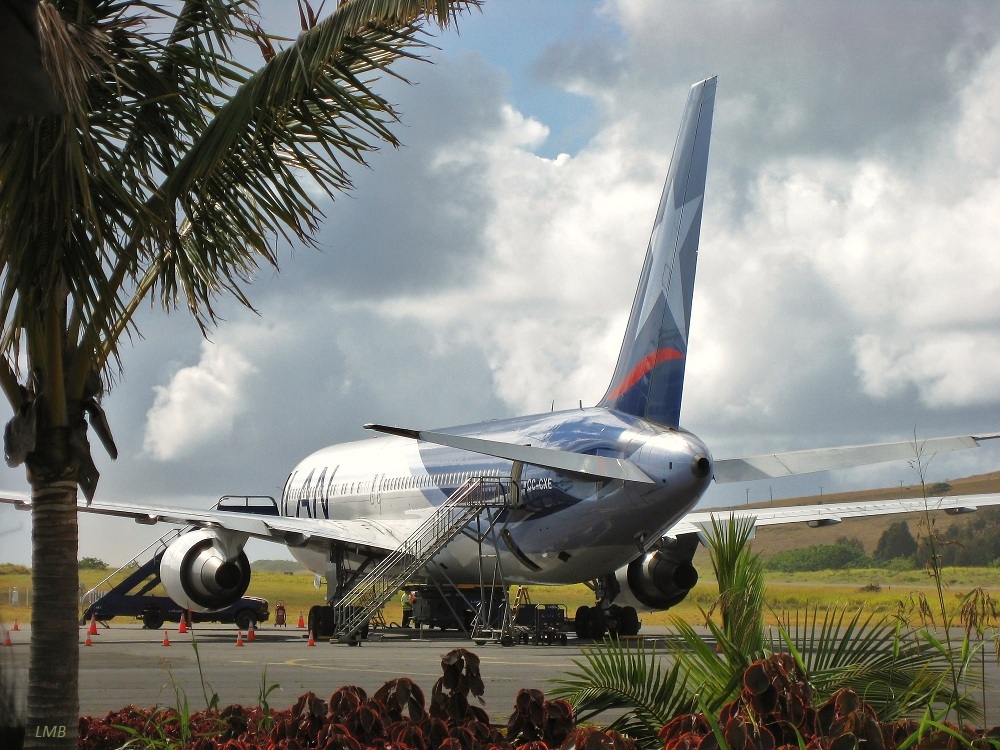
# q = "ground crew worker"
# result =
<box><xmin>401</xmin><ymin>590</ymin><xmax>414</xmax><ymax>627</ymax></box>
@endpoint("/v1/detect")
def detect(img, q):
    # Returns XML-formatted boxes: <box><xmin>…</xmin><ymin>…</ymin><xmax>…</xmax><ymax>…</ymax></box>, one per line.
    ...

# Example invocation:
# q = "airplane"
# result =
<box><xmin>3</xmin><ymin>76</ymin><xmax>999</xmax><ymax>640</ymax></box>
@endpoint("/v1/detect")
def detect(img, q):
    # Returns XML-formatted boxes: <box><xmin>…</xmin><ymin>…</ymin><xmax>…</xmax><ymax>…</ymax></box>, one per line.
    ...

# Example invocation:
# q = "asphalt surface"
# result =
<box><xmin>4</xmin><ymin>622</ymin><xmax>1000</xmax><ymax>727</ymax></box>
<box><xmin>2</xmin><ymin>623</ymin><xmax>650</xmax><ymax>724</ymax></box>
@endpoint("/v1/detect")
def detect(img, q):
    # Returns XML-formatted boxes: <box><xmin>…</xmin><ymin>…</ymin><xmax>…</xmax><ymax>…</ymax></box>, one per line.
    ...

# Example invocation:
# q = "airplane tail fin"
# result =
<box><xmin>598</xmin><ymin>77</ymin><xmax>716</xmax><ymax>427</ymax></box>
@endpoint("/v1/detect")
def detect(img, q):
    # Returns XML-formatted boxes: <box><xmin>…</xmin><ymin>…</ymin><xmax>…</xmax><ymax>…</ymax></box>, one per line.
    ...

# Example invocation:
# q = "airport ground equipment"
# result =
<box><xmin>81</xmin><ymin>528</ymin><xmax>269</xmax><ymax>629</ymax></box>
<box><xmin>329</xmin><ymin>476</ymin><xmax>513</xmax><ymax>643</ymax></box>
<box><xmin>511</xmin><ymin>603</ymin><xmax>569</xmax><ymax>645</ymax></box>
<box><xmin>408</xmin><ymin>584</ymin><xmax>507</xmax><ymax>631</ymax></box>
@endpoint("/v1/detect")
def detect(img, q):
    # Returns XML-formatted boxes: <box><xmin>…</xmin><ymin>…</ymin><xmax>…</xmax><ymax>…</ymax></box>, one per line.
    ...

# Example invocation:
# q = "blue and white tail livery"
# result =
<box><xmin>10</xmin><ymin>77</ymin><xmax>998</xmax><ymax>634</ymax></box>
<box><xmin>600</xmin><ymin>76</ymin><xmax>716</xmax><ymax>427</ymax></box>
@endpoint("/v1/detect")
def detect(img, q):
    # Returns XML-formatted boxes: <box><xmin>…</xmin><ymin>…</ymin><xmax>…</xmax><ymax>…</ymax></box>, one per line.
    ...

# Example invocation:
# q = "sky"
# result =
<box><xmin>2</xmin><ymin>0</ymin><xmax>1000</xmax><ymax>566</ymax></box>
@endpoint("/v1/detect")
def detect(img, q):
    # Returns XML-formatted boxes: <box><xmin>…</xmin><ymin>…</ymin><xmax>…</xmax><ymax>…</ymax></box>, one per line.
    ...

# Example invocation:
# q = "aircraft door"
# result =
<box><xmin>510</xmin><ymin>461</ymin><xmax>523</xmax><ymax>508</ymax></box>
<box><xmin>370</xmin><ymin>474</ymin><xmax>384</xmax><ymax>505</ymax></box>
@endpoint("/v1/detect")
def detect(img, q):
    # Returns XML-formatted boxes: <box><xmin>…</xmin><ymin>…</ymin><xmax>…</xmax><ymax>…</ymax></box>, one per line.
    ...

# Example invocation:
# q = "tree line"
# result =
<box><xmin>764</xmin><ymin>508</ymin><xmax>1000</xmax><ymax>572</ymax></box>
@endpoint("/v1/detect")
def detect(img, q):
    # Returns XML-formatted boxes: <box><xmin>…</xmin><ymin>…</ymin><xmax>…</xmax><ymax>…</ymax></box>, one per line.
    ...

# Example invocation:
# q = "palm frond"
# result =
<box><xmin>0</xmin><ymin>0</ymin><xmax>480</xmax><ymax>398</ymax></box>
<box><xmin>109</xmin><ymin>0</ymin><xmax>481</xmax><ymax>358</ymax></box>
<box><xmin>779</xmin><ymin>605</ymin><xmax>982</xmax><ymax>723</ymax></box>
<box><xmin>704</xmin><ymin>514</ymin><xmax>768</xmax><ymax>663</ymax></box>
<box><xmin>550</xmin><ymin>638</ymin><xmax>695</xmax><ymax>746</ymax></box>
<box><xmin>663</xmin><ymin>617</ymin><xmax>752</xmax><ymax>713</ymax></box>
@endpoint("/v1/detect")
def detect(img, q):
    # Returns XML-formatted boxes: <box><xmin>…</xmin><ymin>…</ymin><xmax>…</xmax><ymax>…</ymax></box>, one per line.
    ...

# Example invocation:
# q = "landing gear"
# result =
<box><xmin>574</xmin><ymin>605</ymin><xmax>607</xmax><ymax>640</ymax></box>
<box><xmin>308</xmin><ymin>604</ymin><xmax>370</xmax><ymax>641</ymax></box>
<box><xmin>574</xmin><ymin>604</ymin><xmax>640</xmax><ymax>639</ymax></box>
<box><xmin>619</xmin><ymin>606</ymin><xmax>640</xmax><ymax>637</ymax></box>
<box><xmin>607</xmin><ymin>605</ymin><xmax>640</xmax><ymax>637</ymax></box>
<box><xmin>308</xmin><ymin>605</ymin><xmax>335</xmax><ymax>638</ymax></box>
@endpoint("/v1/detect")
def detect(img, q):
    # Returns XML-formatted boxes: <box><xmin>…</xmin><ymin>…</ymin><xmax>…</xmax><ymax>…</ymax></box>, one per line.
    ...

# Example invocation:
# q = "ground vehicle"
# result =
<box><xmin>409</xmin><ymin>585</ymin><xmax>506</xmax><ymax>631</ymax></box>
<box><xmin>82</xmin><ymin>556</ymin><xmax>269</xmax><ymax>630</ymax></box>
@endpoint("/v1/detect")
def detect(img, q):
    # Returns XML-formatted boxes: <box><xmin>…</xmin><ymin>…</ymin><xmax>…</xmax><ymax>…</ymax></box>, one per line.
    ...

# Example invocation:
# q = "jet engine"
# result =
<box><xmin>159</xmin><ymin>529</ymin><xmax>251</xmax><ymax>612</ymax></box>
<box><xmin>607</xmin><ymin>534</ymin><xmax>700</xmax><ymax>611</ymax></box>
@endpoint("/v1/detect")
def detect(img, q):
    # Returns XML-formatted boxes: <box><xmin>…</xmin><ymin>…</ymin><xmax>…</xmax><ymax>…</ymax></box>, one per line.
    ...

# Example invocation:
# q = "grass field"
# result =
<box><xmin>4</xmin><ymin>563</ymin><xmax>1000</xmax><ymax>632</ymax></box>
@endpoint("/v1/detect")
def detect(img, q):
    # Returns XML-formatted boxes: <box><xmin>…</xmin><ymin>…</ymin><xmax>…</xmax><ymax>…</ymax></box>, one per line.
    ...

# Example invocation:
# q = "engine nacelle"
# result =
<box><xmin>159</xmin><ymin>529</ymin><xmax>251</xmax><ymax>613</ymax></box>
<box><xmin>607</xmin><ymin>534</ymin><xmax>700</xmax><ymax>611</ymax></box>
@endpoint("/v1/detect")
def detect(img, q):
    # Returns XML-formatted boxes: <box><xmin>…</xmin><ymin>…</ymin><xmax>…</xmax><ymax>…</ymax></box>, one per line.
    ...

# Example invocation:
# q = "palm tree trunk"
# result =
<box><xmin>25</xmin><ymin>475</ymin><xmax>79</xmax><ymax>749</ymax></box>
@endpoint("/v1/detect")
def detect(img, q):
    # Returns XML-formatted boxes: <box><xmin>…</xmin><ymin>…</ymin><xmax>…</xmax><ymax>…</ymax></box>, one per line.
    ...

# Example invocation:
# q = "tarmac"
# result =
<box><xmin>1</xmin><ymin>622</ymin><xmax>670</xmax><ymax>724</ymax></box>
<box><xmin>4</xmin><ymin>621</ymin><xmax>1000</xmax><ymax>726</ymax></box>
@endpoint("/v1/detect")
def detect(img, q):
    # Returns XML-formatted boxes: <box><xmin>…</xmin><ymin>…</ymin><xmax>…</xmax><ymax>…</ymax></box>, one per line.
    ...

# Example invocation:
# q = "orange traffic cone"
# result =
<box><xmin>162</xmin><ymin>630</ymin><xmax>171</xmax><ymax>647</ymax></box>
<box><xmin>247</xmin><ymin>622</ymin><xmax>257</xmax><ymax>642</ymax></box>
<box><xmin>297</xmin><ymin>611</ymin><xmax>305</xmax><ymax>628</ymax></box>
<box><xmin>88</xmin><ymin>614</ymin><xmax>98</xmax><ymax>636</ymax></box>
<box><xmin>178</xmin><ymin>614</ymin><xmax>188</xmax><ymax>634</ymax></box>
<box><xmin>84</xmin><ymin>634</ymin><xmax>93</xmax><ymax>647</ymax></box>
<box><xmin>3</xmin><ymin>630</ymin><xmax>11</xmax><ymax>647</ymax></box>
<box><xmin>307</xmin><ymin>630</ymin><xmax>316</xmax><ymax>646</ymax></box>
<box><xmin>235</xmin><ymin>630</ymin><xmax>244</xmax><ymax>647</ymax></box>
<box><xmin>12</xmin><ymin>619</ymin><xmax>20</xmax><ymax>631</ymax></box>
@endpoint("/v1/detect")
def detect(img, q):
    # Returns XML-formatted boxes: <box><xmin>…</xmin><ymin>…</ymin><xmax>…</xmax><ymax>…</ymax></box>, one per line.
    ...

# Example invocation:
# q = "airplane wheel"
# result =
<box><xmin>574</xmin><ymin>606</ymin><xmax>593</xmax><ymax>639</ymax></box>
<box><xmin>307</xmin><ymin>606</ymin><xmax>322</xmax><ymax>637</ymax></box>
<box><xmin>589</xmin><ymin>607</ymin><xmax>607</xmax><ymax>640</ymax></box>
<box><xmin>308</xmin><ymin>605</ymin><xmax>335</xmax><ymax>638</ymax></box>
<box><xmin>621</xmin><ymin>606</ymin><xmax>640</xmax><ymax>637</ymax></box>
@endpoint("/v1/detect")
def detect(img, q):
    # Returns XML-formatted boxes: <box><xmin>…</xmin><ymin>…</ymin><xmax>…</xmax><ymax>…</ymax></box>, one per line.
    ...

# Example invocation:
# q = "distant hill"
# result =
<box><xmin>718</xmin><ymin>470</ymin><xmax>1000</xmax><ymax>560</ymax></box>
<box><xmin>251</xmin><ymin>559</ymin><xmax>309</xmax><ymax>574</ymax></box>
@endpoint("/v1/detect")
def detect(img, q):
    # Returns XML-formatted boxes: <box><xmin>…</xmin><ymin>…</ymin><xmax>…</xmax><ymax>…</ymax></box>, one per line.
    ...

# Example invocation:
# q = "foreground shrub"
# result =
<box><xmin>659</xmin><ymin>653</ymin><xmax>1000</xmax><ymax>750</ymax></box>
<box><xmin>77</xmin><ymin>647</ymin><xmax>635</xmax><ymax>750</ymax></box>
<box><xmin>65</xmin><ymin>644</ymin><xmax>1000</xmax><ymax>750</ymax></box>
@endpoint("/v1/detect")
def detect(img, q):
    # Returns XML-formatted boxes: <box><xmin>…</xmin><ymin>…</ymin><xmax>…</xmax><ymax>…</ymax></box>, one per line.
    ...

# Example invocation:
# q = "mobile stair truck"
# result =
<box><xmin>81</xmin><ymin>529</ymin><xmax>269</xmax><ymax>630</ymax></box>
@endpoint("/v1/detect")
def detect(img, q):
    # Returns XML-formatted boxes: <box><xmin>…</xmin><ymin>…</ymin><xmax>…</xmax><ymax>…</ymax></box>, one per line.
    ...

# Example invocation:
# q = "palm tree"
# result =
<box><xmin>0</xmin><ymin>1</ymin><xmax>479</xmax><ymax>746</ymax></box>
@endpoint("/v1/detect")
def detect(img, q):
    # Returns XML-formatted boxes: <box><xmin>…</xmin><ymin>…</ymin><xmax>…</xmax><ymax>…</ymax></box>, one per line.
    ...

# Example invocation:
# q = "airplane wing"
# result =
<box><xmin>713</xmin><ymin>434</ymin><xmax>1000</xmax><ymax>483</ymax></box>
<box><xmin>668</xmin><ymin>492</ymin><xmax>1000</xmax><ymax>536</ymax></box>
<box><xmin>0</xmin><ymin>493</ymin><xmax>409</xmax><ymax>554</ymax></box>
<box><xmin>364</xmin><ymin>423</ymin><xmax>655</xmax><ymax>483</ymax></box>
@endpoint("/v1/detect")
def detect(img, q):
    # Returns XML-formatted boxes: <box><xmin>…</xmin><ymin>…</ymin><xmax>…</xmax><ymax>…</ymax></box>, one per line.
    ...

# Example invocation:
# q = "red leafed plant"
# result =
<box><xmin>76</xmin><ymin>648</ymin><xmax>1000</xmax><ymax>750</ymax></box>
<box><xmin>659</xmin><ymin>653</ymin><xmax>1000</xmax><ymax>750</ymax></box>
<box><xmin>76</xmin><ymin>647</ymin><xmax>622</xmax><ymax>749</ymax></box>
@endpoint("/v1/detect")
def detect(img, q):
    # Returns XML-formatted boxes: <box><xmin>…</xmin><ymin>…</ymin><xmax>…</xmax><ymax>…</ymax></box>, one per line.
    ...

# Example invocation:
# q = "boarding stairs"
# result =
<box><xmin>332</xmin><ymin>476</ymin><xmax>510</xmax><ymax>642</ymax></box>
<box><xmin>80</xmin><ymin>527</ymin><xmax>185</xmax><ymax>610</ymax></box>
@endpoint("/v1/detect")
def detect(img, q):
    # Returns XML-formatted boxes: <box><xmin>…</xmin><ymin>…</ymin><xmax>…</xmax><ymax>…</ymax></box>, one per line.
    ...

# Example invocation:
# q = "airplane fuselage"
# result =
<box><xmin>279</xmin><ymin>407</ymin><xmax>713</xmax><ymax>587</ymax></box>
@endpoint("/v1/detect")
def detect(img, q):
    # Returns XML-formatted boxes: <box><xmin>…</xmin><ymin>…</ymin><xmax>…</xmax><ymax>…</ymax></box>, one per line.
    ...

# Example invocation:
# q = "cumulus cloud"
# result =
<box><xmin>143</xmin><ymin>342</ymin><xmax>258</xmax><ymax>460</ymax></box>
<box><xmin>6</xmin><ymin>1</ymin><xmax>1000</xmax><ymax>566</ymax></box>
<box><xmin>854</xmin><ymin>333</ymin><xmax>1000</xmax><ymax>408</ymax></box>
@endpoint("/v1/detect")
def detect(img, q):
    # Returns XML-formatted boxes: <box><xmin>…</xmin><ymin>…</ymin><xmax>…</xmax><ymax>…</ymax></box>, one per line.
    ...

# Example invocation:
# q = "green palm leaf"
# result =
<box><xmin>705</xmin><ymin>513</ymin><xmax>767</xmax><ymax>659</ymax></box>
<box><xmin>780</xmin><ymin>605</ymin><xmax>982</xmax><ymax>723</ymax></box>
<box><xmin>550</xmin><ymin>638</ymin><xmax>695</xmax><ymax>746</ymax></box>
